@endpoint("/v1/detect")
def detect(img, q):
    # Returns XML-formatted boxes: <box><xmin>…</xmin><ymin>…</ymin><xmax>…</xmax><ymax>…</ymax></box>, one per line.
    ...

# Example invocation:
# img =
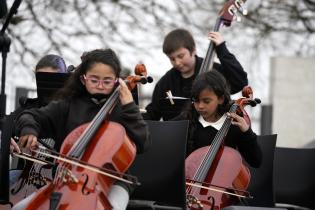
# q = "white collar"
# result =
<box><xmin>198</xmin><ymin>114</ymin><xmax>227</xmax><ymax>130</ymax></box>
<box><xmin>91</xmin><ymin>97</ymin><xmax>107</xmax><ymax>105</ymax></box>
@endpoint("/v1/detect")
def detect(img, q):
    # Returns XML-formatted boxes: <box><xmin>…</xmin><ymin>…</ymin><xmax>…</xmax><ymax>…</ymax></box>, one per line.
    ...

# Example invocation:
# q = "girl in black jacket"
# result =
<box><xmin>174</xmin><ymin>70</ymin><xmax>262</xmax><ymax>168</ymax></box>
<box><xmin>12</xmin><ymin>48</ymin><xmax>150</xmax><ymax>210</ymax></box>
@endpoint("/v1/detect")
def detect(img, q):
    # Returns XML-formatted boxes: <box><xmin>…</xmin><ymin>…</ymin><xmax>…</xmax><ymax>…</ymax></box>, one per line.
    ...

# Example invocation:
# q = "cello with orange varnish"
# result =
<box><xmin>185</xmin><ymin>86</ymin><xmax>261</xmax><ymax>210</ymax></box>
<box><xmin>21</xmin><ymin>64</ymin><xmax>152</xmax><ymax>210</ymax></box>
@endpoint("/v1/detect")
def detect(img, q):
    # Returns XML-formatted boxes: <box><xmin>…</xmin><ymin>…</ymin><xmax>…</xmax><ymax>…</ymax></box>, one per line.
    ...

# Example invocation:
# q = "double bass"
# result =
<box><xmin>19</xmin><ymin>64</ymin><xmax>152</xmax><ymax>210</ymax></box>
<box><xmin>199</xmin><ymin>0</ymin><xmax>248</xmax><ymax>75</ymax></box>
<box><xmin>9</xmin><ymin>138</ymin><xmax>55</xmax><ymax>205</ymax></box>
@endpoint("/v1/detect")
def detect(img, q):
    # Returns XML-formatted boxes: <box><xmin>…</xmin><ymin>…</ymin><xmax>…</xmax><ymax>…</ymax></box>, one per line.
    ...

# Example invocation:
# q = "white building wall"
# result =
<box><xmin>271</xmin><ymin>57</ymin><xmax>315</xmax><ymax>147</ymax></box>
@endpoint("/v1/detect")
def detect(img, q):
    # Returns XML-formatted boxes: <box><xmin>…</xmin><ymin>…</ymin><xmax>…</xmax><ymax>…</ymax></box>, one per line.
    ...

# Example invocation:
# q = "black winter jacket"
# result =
<box><xmin>174</xmin><ymin>114</ymin><xmax>262</xmax><ymax>168</ymax></box>
<box><xmin>16</xmin><ymin>96</ymin><xmax>150</xmax><ymax>154</ymax></box>
<box><xmin>144</xmin><ymin>42</ymin><xmax>248</xmax><ymax>121</ymax></box>
<box><xmin>15</xmin><ymin>95</ymin><xmax>150</xmax><ymax>193</ymax></box>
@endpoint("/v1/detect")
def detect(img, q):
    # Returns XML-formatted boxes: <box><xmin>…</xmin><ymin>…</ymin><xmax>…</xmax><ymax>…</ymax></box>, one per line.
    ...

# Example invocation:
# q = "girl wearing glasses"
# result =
<box><xmin>11</xmin><ymin>48</ymin><xmax>150</xmax><ymax>210</ymax></box>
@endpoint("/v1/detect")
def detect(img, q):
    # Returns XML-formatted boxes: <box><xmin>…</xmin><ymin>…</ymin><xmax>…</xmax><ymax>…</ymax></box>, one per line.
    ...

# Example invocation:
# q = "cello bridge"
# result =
<box><xmin>186</xmin><ymin>194</ymin><xmax>203</xmax><ymax>209</ymax></box>
<box><xmin>59</xmin><ymin>168</ymin><xmax>79</xmax><ymax>183</ymax></box>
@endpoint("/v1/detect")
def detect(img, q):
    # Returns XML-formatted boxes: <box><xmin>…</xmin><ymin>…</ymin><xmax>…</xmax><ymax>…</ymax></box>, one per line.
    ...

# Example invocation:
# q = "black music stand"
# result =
<box><xmin>0</xmin><ymin>114</ymin><xmax>14</xmax><ymax>206</ymax></box>
<box><xmin>158</xmin><ymin>97</ymin><xmax>191</xmax><ymax>120</ymax></box>
<box><xmin>127</xmin><ymin>120</ymin><xmax>189</xmax><ymax>210</ymax></box>
<box><xmin>37</xmin><ymin>72</ymin><xmax>139</xmax><ymax>105</ymax></box>
<box><xmin>35</xmin><ymin>72</ymin><xmax>70</xmax><ymax>104</ymax></box>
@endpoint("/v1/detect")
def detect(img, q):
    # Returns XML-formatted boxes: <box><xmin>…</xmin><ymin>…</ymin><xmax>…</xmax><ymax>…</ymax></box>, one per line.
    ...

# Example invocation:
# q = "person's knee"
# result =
<box><xmin>107</xmin><ymin>184</ymin><xmax>130</xmax><ymax>210</ymax></box>
<box><xmin>12</xmin><ymin>192</ymin><xmax>36</xmax><ymax>210</ymax></box>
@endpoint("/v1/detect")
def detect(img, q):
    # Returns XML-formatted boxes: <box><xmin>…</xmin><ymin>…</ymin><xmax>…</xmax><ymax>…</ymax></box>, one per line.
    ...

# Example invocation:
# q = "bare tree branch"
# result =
<box><xmin>2</xmin><ymin>0</ymin><xmax>314</xmax><ymax>111</ymax></box>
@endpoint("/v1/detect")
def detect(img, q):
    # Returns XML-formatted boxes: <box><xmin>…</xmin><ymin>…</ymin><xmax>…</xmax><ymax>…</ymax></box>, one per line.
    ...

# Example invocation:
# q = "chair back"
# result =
<box><xmin>128</xmin><ymin>120</ymin><xmax>189</xmax><ymax>209</ymax></box>
<box><xmin>247</xmin><ymin>134</ymin><xmax>277</xmax><ymax>207</ymax></box>
<box><xmin>274</xmin><ymin>147</ymin><xmax>315</xmax><ymax>209</ymax></box>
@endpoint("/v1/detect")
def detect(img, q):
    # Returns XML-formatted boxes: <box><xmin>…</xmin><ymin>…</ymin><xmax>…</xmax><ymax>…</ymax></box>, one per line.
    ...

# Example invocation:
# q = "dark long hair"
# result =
<box><xmin>180</xmin><ymin>71</ymin><xmax>231</xmax><ymax>152</ymax></box>
<box><xmin>56</xmin><ymin>48</ymin><xmax>121</xmax><ymax>99</ymax></box>
<box><xmin>181</xmin><ymin>70</ymin><xmax>231</xmax><ymax>120</ymax></box>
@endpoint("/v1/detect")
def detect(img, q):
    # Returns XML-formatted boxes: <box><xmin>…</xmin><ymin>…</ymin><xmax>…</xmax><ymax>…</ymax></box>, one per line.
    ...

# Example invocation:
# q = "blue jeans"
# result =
<box><xmin>9</xmin><ymin>169</ymin><xmax>23</xmax><ymax>186</ymax></box>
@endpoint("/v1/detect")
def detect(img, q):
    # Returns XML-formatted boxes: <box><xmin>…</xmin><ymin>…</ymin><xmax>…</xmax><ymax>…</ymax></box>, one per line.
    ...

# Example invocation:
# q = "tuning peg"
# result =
<box><xmin>229</xmin><ymin>5</ymin><xmax>237</xmax><ymax>16</ymax></box>
<box><xmin>239</xmin><ymin>6</ymin><xmax>248</xmax><ymax>16</ymax></box>
<box><xmin>242</xmin><ymin>8</ymin><xmax>248</xmax><ymax>15</ymax></box>
<box><xmin>232</xmin><ymin>12</ymin><xmax>242</xmax><ymax>22</ymax></box>
<box><xmin>229</xmin><ymin>5</ymin><xmax>241</xmax><ymax>22</ymax></box>
<box><xmin>236</xmin><ymin>14</ymin><xmax>242</xmax><ymax>22</ymax></box>
<box><xmin>234</xmin><ymin>0</ymin><xmax>248</xmax><ymax>16</ymax></box>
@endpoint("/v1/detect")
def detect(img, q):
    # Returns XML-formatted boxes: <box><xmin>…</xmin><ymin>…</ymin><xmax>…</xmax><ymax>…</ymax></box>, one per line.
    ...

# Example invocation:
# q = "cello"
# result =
<box><xmin>19</xmin><ymin>64</ymin><xmax>151</xmax><ymax>210</ymax></box>
<box><xmin>185</xmin><ymin>86</ymin><xmax>261</xmax><ymax>210</ymax></box>
<box><xmin>9</xmin><ymin>138</ymin><xmax>55</xmax><ymax>205</ymax></box>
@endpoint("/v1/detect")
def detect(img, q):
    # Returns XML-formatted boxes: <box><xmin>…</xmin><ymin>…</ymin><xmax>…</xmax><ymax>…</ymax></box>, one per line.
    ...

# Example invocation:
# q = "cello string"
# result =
<box><xmin>40</xmin><ymin>138</ymin><xmax>54</xmax><ymax>183</ymax></box>
<box><xmin>188</xmin><ymin>118</ymin><xmax>232</xmax><ymax>194</ymax></box>
<box><xmin>54</xmin><ymin>88</ymin><xmax>120</xmax><ymax>184</ymax></box>
<box><xmin>42</xmin><ymin>145</ymin><xmax>136</xmax><ymax>179</ymax></box>
<box><xmin>52</xmin><ymin>75</ymin><xmax>145</xmax><ymax>184</ymax></box>
<box><xmin>192</xmin><ymin>104</ymin><xmax>237</xmax><ymax>182</ymax></box>
<box><xmin>15</xmin><ymin>149</ymin><xmax>137</xmax><ymax>185</ymax></box>
<box><xmin>187</xmin><ymin>116</ymin><xmax>229</xmax><ymax>194</ymax></box>
<box><xmin>34</xmin><ymin>143</ymin><xmax>136</xmax><ymax>184</ymax></box>
<box><xmin>67</xmin><ymin>87</ymin><xmax>120</xmax><ymax>159</ymax></box>
<box><xmin>200</xmin><ymin>111</ymin><xmax>233</xmax><ymax>176</ymax></box>
<box><xmin>188</xmin><ymin>106</ymin><xmax>232</xmax><ymax>190</ymax></box>
<box><xmin>188</xmin><ymin>104</ymin><xmax>238</xmax><ymax>194</ymax></box>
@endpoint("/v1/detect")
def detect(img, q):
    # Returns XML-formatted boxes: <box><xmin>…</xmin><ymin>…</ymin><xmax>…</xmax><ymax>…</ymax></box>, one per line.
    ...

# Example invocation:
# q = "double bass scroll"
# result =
<box><xmin>199</xmin><ymin>0</ymin><xmax>248</xmax><ymax>75</ymax></box>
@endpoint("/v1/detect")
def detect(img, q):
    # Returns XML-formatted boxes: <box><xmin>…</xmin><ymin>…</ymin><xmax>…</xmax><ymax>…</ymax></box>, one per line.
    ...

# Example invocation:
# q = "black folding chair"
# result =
<box><xmin>127</xmin><ymin>120</ymin><xmax>189</xmax><ymax>210</ymax></box>
<box><xmin>247</xmin><ymin>134</ymin><xmax>278</xmax><ymax>207</ymax></box>
<box><xmin>274</xmin><ymin>147</ymin><xmax>315</xmax><ymax>210</ymax></box>
<box><xmin>223</xmin><ymin>135</ymin><xmax>284</xmax><ymax>210</ymax></box>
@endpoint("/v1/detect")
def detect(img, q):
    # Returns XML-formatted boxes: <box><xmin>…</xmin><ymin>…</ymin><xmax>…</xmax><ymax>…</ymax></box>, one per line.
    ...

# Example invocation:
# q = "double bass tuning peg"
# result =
<box><xmin>235</xmin><ymin>14</ymin><xmax>242</xmax><ymax>22</ymax></box>
<box><xmin>229</xmin><ymin>0</ymin><xmax>248</xmax><ymax>22</ymax></box>
<box><xmin>235</xmin><ymin>0</ymin><xmax>248</xmax><ymax>15</ymax></box>
<box><xmin>229</xmin><ymin>5</ymin><xmax>242</xmax><ymax>22</ymax></box>
<box><xmin>241</xmin><ymin>8</ymin><xmax>248</xmax><ymax>16</ymax></box>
